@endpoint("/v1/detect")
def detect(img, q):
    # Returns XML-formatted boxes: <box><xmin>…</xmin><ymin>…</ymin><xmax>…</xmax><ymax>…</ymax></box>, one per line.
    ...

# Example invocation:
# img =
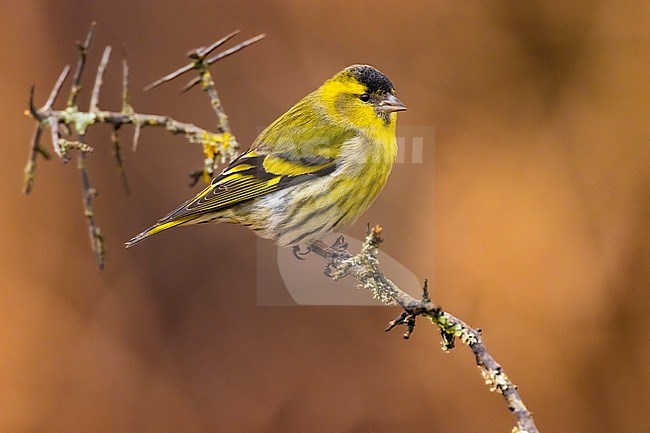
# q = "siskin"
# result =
<box><xmin>125</xmin><ymin>65</ymin><xmax>406</xmax><ymax>249</ymax></box>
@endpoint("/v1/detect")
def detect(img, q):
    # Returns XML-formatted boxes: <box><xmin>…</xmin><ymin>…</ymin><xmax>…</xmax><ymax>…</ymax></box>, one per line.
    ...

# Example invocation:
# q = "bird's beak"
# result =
<box><xmin>378</xmin><ymin>93</ymin><xmax>407</xmax><ymax>113</ymax></box>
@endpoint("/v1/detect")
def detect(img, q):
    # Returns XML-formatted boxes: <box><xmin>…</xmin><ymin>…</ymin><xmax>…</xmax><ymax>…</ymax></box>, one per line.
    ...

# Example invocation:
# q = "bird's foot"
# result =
<box><xmin>331</xmin><ymin>235</ymin><xmax>349</xmax><ymax>253</ymax></box>
<box><xmin>292</xmin><ymin>244</ymin><xmax>312</xmax><ymax>260</ymax></box>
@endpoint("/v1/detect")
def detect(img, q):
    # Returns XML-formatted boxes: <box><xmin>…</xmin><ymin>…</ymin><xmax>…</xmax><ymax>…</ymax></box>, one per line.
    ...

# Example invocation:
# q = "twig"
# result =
<box><xmin>113</xmin><ymin>47</ymin><xmax>132</xmax><ymax>194</ymax></box>
<box><xmin>111</xmin><ymin>125</ymin><xmax>131</xmax><ymax>194</ymax></box>
<box><xmin>67</xmin><ymin>22</ymin><xmax>96</xmax><ymax>108</ymax></box>
<box><xmin>90</xmin><ymin>46</ymin><xmax>112</xmax><ymax>111</ymax></box>
<box><xmin>143</xmin><ymin>31</ymin><xmax>264</xmax><ymax>183</ymax></box>
<box><xmin>23</xmin><ymin>124</ymin><xmax>46</xmax><ymax>194</ymax></box>
<box><xmin>132</xmin><ymin>121</ymin><xmax>142</xmax><ymax>151</ymax></box>
<box><xmin>180</xmin><ymin>33</ymin><xmax>266</xmax><ymax>93</ymax></box>
<box><xmin>24</xmin><ymin>24</ymin><xmax>261</xmax><ymax>267</ymax></box>
<box><xmin>77</xmin><ymin>141</ymin><xmax>104</xmax><ymax>269</ymax></box>
<box><xmin>309</xmin><ymin>227</ymin><xmax>540</xmax><ymax>433</ymax></box>
<box><xmin>144</xmin><ymin>29</ymin><xmax>241</xmax><ymax>92</ymax></box>
<box><xmin>45</xmin><ymin>65</ymin><xmax>71</xmax><ymax>110</ymax></box>
<box><xmin>121</xmin><ymin>46</ymin><xmax>133</xmax><ymax>114</ymax></box>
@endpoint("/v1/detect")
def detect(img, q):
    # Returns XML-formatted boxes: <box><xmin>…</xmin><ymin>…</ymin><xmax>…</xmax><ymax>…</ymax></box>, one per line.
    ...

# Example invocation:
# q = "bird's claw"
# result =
<box><xmin>292</xmin><ymin>244</ymin><xmax>312</xmax><ymax>260</ymax></box>
<box><xmin>331</xmin><ymin>235</ymin><xmax>349</xmax><ymax>252</ymax></box>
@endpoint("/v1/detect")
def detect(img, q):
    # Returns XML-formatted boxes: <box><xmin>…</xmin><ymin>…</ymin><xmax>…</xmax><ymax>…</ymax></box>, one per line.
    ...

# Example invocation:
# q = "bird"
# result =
<box><xmin>125</xmin><ymin>64</ymin><xmax>406</xmax><ymax>249</ymax></box>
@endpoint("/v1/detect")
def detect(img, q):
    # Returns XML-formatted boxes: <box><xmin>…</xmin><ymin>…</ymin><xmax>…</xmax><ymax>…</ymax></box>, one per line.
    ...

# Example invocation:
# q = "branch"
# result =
<box><xmin>309</xmin><ymin>227</ymin><xmax>540</xmax><ymax>433</ymax></box>
<box><xmin>77</xmin><ymin>142</ymin><xmax>104</xmax><ymax>269</ymax></box>
<box><xmin>24</xmin><ymin>23</ymin><xmax>263</xmax><ymax>267</ymax></box>
<box><xmin>144</xmin><ymin>30</ymin><xmax>265</xmax><ymax>185</ymax></box>
<box><xmin>67</xmin><ymin>22</ymin><xmax>96</xmax><ymax>108</ymax></box>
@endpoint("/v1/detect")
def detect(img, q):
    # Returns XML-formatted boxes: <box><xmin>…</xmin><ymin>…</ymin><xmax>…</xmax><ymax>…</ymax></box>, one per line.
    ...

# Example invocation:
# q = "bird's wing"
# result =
<box><xmin>125</xmin><ymin>147</ymin><xmax>338</xmax><ymax>247</ymax></box>
<box><xmin>166</xmin><ymin>148</ymin><xmax>337</xmax><ymax>219</ymax></box>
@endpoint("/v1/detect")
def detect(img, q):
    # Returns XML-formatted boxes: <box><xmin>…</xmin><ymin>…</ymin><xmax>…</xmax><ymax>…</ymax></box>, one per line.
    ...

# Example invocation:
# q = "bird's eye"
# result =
<box><xmin>359</xmin><ymin>93</ymin><xmax>370</xmax><ymax>102</ymax></box>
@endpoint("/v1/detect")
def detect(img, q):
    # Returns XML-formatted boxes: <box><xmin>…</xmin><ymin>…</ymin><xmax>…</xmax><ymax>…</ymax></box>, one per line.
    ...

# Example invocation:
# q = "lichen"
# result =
<box><xmin>61</xmin><ymin>106</ymin><xmax>97</xmax><ymax>135</ymax></box>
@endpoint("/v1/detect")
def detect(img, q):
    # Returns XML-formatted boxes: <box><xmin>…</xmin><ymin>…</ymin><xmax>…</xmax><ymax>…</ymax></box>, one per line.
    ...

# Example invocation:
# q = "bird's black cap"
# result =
<box><xmin>347</xmin><ymin>65</ymin><xmax>395</xmax><ymax>94</ymax></box>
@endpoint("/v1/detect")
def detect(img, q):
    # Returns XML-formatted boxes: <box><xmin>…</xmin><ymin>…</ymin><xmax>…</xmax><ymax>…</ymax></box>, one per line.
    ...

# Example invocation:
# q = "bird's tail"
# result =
<box><xmin>125</xmin><ymin>215</ymin><xmax>197</xmax><ymax>248</ymax></box>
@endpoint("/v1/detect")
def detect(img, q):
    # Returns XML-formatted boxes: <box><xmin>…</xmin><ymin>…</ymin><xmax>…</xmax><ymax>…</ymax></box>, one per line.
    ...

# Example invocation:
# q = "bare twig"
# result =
<box><xmin>181</xmin><ymin>33</ymin><xmax>266</xmax><ymax>93</ymax></box>
<box><xmin>206</xmin><ymin>33</ymin><xmax>267</xmax><ymax>67</ymax></box>
<box><xmin>77</xmin><ymin>144</ymin><xmax>104</xmax><ymax>269</ymax></box>
<box><xmin>143</xmin><ymin>63</ymin><xmax>194</xmax><ymax>92</ymax></box>
<box><xmin>200</xmin><ymin>30</ymin><xmax>242</xmax><ymax>57</ymax></box>
<box><xmin>67</xmin><ymin>22</ymin><xmax>96</xmax><ymax>108</ymax></box>
<box><xmin>132</xmin><ymin>121</ymin><xmax>142</xmax><ymax>151</ymax></box>
<box><xmin>45</xmin><ymin>65</ymin><xmax>71</xmax><ymax>110</ymax></box>
<box><xmin>90</xmin><ymin>46</ymin><xmax>112</xmax><ymax>111</ymax></box>
<box><xmin>23</xmin><ymin>81</ymin><xmax>55</xmax><ymax>194</ymax></box>
<box><xmin>121</xmin><ymin>46</ymin><xmax>133</xmax><ymax>114</ymax></box>
<box><xmin>111</xmin><ymin>125</ymin><xmax>131</xmax><ymax>194</ymax></box>
<box><xmin>144</xmin><ymin>29</ymin><xmax>241</xmax><ymax>92</ymax></box>
<box><xmin>23</xmin><ymin>124</ymin><xmax>46</xmax><ymax>194</ymax></box>
<box><xmin>309</xmin><ymin>227</ymin><xmax>540</xmax><ymax>433</ymax></box>
<box><xmin>112</xmin><ymin>47</ymin><xmax>132</xmax><ymax>194</ymax></box>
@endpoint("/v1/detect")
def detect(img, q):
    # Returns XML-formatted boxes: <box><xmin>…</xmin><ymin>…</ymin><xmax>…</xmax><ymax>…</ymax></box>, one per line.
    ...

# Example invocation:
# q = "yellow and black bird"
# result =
<box><xmin>125</xmin><ymin>65</ymin><xmax>406</xmax><ymax>249</ymax></box>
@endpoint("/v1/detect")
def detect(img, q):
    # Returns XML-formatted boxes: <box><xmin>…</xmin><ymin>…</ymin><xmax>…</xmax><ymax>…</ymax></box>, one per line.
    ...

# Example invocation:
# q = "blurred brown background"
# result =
<box><xmin>1</xmin><ymin>1</ymin><xmax>648</xmax><ymax>431</ymax></box>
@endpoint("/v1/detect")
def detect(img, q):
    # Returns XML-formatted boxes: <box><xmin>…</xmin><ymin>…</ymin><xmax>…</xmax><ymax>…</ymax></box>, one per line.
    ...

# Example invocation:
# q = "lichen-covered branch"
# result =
<box><xmin>24</xmin><ymin>22</ymin><xmax>264</xmax><ymax>268</ymax></box>
<box><xmin>309</xmin><ymin>227</ymin><xmax>540</xmax><ymax>433</ymax></box>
